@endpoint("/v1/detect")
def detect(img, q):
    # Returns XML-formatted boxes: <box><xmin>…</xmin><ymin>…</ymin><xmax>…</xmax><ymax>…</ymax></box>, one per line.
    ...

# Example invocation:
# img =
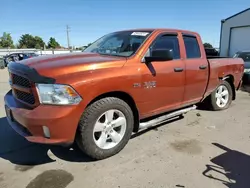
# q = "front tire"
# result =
<box><xmin>76</xmin><ymin>97</ymin><xmax>134</xmax><ymax>160</ymax></box>
<box><xmin>210</xmin><ymin>80</ymin><xmax>233</xmax><ymax>111</ymax></box>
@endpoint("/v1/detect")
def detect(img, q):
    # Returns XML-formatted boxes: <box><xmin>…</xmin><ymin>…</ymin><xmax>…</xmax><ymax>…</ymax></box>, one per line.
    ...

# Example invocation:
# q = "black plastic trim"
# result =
<box><xmin>8</xmin><ymin>62</ymin><xmax>55</xmax><ymax>84</ymax></box>
<box><xmin>174</xmin><ymin>67</ymin><xmax>184</xmax><ymax>72</ymax></box>
<box><xmin>207</xmin><ymin>56</ymin><xmax>229</xmax><ymax>59</ymax></box>
<box><xmin>182</xmin><ymin>33</ymin><xmax>197</xmax><ymax>38</ymax></box>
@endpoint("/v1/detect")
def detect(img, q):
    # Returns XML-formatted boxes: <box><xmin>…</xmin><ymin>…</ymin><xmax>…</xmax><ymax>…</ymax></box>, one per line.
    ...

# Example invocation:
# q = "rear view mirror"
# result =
<box><xmin>144</xmin><ymin>49</ymin><xmax>173</xmax><ymax>63</ymax></box>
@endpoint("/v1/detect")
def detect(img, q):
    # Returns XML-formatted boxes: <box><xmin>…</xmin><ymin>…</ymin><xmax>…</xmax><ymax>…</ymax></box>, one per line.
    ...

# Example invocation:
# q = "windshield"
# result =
<box><xmin>237</xmin><ymin>52</ymin><xmax>250</xmax><ymax>62</ymax></box>
<box><xmin>83</xmin><ymin>31</ymin><xmax>152</xmax><ymax>57</ymax></box>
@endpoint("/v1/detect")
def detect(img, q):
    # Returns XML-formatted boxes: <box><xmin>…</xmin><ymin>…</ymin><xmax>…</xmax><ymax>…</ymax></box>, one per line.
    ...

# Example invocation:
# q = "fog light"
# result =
<box><xmin>42</xmin><ymin>126</ymin><xmax>50</xmax><ymax>138</ymax></box>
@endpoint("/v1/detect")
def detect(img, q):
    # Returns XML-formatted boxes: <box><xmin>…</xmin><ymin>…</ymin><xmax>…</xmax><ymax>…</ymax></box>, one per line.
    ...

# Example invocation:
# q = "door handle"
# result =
<box><xmin>174</xmin><ymin>67</ymin><xmax>184</xmax><ymax>72</ymax></box>
<box><xmin>199</xmin><ymin>65</ymin><xmax>207</xmax><ymax>70</ymax></box>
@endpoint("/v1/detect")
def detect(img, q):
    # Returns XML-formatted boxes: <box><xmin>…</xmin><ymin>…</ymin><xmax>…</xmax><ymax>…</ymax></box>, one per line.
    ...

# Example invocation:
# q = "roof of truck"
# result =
<box><xmin>116</xmin><ymin>28</ymin><xmax>199</xmax><ymax>35</ymax></box>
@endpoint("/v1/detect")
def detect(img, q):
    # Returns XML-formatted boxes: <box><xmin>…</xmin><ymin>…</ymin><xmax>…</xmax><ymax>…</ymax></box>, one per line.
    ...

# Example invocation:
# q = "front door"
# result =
<box><xmin>139</xmin><ymin>33</ymin><xmax>185</xmax><ymax>117</ymax></box>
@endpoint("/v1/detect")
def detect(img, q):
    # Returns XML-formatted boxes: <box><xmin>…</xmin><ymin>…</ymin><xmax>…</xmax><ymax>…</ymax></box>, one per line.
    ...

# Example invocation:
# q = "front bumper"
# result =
<box><xmin>4</xmin><ymin>90</ymin><xmax>82</xmax><ymax>145</ymax></box>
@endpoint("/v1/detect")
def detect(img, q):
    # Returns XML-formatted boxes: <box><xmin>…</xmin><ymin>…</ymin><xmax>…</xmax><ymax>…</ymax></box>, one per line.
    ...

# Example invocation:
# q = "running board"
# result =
<box><xmin>139</xmin><ymin>105</ymin><xmax>197</xmax><ymax>130</ymax></box>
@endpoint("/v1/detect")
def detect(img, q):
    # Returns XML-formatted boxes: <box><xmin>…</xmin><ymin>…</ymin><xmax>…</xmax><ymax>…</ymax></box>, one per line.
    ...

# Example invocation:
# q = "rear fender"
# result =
<box><xmin>221</xmin><ymin>75</ymin><xmax>236</xmax><ymax>100</ymax></box>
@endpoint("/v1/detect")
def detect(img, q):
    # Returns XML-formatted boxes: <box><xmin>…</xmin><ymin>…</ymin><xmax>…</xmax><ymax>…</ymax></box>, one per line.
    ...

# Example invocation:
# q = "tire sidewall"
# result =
<box><xmin>211</xmin><ymin>80</ymin><xmax>233</xmax><ymax>110</ymax></box>
<box><xmin>77</xmin><ymin>98</ymin><xmax>134</xmax><ymax>159</ymax></box>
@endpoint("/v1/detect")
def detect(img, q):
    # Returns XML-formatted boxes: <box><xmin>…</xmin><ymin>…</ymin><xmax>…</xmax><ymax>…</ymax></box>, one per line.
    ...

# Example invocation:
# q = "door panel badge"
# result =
<box><xmin>133</xmin><ymin>81</ymin><xmax>156</xmax><ymax>89</ymax></box>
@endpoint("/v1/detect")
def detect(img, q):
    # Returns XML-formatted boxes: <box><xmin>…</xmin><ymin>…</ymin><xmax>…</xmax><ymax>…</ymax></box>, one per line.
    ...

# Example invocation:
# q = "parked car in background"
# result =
<box><xmin>4</xmin><ymin>28</ymin><xmax>244</xmax><ymax>160</ymax></box>
<box><xmin>234</xmin><ymin>51</ymin><xmax>250</xmax><ymax>86</ymax></box>
<box><xmin>205</xmin><ymin>48</ymin><xmax>219</xmax><ymax>57</ymax></box>
<box><xmin>4</xmin><ymin>52</ymin><xmax>39</xmax><ymax>67</ymax></box>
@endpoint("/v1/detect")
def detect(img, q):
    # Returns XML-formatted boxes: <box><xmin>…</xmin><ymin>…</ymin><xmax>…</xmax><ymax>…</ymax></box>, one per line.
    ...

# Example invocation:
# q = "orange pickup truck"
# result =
<box><xmin>4</xmin><ymin>28</ymin><xmax>244</xmax><ymax>159</ymax></box>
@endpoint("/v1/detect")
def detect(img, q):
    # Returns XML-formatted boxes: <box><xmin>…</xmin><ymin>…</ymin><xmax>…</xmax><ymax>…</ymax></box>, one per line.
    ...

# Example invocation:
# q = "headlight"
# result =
<box><xmin>36</xmin><ymin>84</ymin><xmax>82</xmax><ymax>105</ymax></box>
<box><xmin>244</xmin><ymin>69</ymin><xmax>250</xmax><ymax>73</ymax></box>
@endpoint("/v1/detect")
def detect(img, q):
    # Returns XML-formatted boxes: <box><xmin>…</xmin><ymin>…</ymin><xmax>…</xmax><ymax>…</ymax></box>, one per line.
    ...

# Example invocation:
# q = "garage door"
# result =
<box><xmin>229</xmin><ymin>26</ymin><xmax>250</xmax><ymax>57</ymax></box>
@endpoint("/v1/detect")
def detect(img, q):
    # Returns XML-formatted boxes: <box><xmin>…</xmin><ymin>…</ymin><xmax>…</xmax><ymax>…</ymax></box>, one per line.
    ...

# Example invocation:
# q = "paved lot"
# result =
<box><xmin>0</xmin><ymin>68</ymin><xmax>250</xmax><ymax>188</ymax></box>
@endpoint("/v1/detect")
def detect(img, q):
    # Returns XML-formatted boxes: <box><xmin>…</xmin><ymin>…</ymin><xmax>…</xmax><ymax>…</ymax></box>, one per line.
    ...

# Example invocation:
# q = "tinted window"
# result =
<box><xmin>151</xmin><ymin>35</ymin><xmax>180</xmax><ymax>59</ymax></box>
<box><xmin>183</xmin><ymin>36</ymin><xmax>201</xmax><ymax>58</ymax></box>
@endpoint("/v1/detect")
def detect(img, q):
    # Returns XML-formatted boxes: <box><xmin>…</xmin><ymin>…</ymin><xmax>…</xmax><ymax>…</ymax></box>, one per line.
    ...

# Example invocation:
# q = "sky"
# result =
<box><xmin>1</xmin><ymin>0</ymin><xmax>249</xmax><ymax>48</ymax></box>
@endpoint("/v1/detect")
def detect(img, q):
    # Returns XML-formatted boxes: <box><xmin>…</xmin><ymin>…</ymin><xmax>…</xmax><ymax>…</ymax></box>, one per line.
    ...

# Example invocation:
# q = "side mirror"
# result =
<box><xmin>144</xmin><ymin>49</ymin><xmax>173</xmax><ymax>63</ymax></box>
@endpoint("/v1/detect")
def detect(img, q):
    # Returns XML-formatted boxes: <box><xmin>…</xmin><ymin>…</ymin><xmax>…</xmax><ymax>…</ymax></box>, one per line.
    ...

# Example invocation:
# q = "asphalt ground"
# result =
<box><xmin>0</xmin><ymin>68</ymin><xmax>250</xmax><ymax>188</ymax></box>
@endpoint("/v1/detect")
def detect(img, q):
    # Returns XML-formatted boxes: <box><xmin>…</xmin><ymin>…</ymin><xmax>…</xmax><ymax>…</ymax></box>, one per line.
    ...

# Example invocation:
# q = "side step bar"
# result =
<box><xmin>139</xmin><ymin>105</ymin><xmax>197</xmax><ymax>130</ymax></box>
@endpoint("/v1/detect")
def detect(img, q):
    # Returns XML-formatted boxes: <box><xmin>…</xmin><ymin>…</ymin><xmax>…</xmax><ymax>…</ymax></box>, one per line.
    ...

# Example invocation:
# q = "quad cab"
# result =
<box><xmin>4</xmin><ymin>29</ymin><xmax>244</xmax><ymax>159</ymax></box>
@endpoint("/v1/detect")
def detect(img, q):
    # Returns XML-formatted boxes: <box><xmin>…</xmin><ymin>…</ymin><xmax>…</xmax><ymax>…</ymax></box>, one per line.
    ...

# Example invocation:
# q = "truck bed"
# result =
<box><xmin>205</xmin><ymin>57</ymin><xmax>244</xmax><ymax>95</ymax></box>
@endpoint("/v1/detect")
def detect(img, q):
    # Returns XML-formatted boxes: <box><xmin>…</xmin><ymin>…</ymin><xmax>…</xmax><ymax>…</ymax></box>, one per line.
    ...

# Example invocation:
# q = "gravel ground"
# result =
<box><xmin>0</xmin><ymin>68</ymin><xmax>250</xmax><ymax>188</ymax></box>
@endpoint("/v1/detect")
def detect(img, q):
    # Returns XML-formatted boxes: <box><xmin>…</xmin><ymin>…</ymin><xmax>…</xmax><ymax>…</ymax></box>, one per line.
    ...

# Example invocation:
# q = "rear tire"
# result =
<box><xmin>210</xmin><ymin>80</ymin><xmax>233</xmax><ymax>111</ymax></box>
<box><xmin>76</xmin><ymin>97</ymin><xmax>134</xmax><ymax>160</ymax></box>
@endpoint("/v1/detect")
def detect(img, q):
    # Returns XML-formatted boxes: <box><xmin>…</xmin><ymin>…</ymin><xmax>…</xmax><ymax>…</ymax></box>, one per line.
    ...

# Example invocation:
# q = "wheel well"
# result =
<box><xmin>223</xmin><ymin>75</ymin><xmax>235</xmax><ymax>100</ymax></box>
<box><xmin>87</xmin><ymin>91</ymin><xmax>140</xmax><ymax>132</ymax></box>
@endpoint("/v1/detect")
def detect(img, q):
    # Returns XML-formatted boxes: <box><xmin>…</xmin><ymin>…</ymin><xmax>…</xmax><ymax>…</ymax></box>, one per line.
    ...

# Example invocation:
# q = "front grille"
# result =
<box><xmin>15</xmin><ymin>90</ymin><xmax>35</xmax><ymax>105</ymax></box>
<box><xmin>12</xmin><ymin>74</ymin><xmax>31</xmax><ymax>88</ymax></box>
<box><xmin>10</xmin><ymin>73</ymin><xmax>36</xmax><ymax>105</ymax></box>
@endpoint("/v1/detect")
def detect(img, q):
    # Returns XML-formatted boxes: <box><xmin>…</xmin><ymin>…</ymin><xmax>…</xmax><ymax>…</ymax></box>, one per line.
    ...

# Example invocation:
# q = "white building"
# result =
<box><xmin>219</xmin><ymin>8</ymin><xmax>250</xmax><ymax>57</ymax></box>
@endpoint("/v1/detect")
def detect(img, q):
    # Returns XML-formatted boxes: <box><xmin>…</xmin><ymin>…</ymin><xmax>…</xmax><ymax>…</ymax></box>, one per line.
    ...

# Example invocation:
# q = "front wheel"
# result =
<box><xmin>210</xmin><ymin>80</ymin><xmax>233</xmax><ymax>111</ymax></box>
<box><xmin>76</xmin><ymin>97</ymin><xmax>134</xmax><ymax>160</ymax></box>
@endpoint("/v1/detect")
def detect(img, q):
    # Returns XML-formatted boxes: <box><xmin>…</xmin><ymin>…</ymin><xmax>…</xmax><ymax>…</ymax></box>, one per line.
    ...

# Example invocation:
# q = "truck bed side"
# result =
<box><xmin>204</xmin><ymin>57</ymin><xmax>244</xmax><ymax>97</ymax></box>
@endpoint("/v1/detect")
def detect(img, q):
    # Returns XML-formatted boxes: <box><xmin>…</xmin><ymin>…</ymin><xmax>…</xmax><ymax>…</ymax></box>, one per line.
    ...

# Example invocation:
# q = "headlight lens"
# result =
<box><xmin>36</xmin><ymin>84</ymin><xmax>82</xmax><ymax>105</ymax></box>
<box><xmin>244</xmin><ymin>68</ymin><xmax>250</xmax><ymax>73</ymax></box>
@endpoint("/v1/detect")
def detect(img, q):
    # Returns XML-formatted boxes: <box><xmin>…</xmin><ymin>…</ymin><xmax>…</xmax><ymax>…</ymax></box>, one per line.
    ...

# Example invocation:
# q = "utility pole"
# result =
<box><xmin>66</xmin><ymin>25</ymin><xmax>71</xmax><ymax>49</ymax></box>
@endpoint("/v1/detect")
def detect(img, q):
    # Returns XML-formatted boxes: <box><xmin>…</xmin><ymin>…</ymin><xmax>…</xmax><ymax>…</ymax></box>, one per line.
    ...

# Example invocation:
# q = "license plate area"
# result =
<box><xmin>5</xmin><ymin>105</ymin><xmax>14</xmax><ymax>122</ymax></box>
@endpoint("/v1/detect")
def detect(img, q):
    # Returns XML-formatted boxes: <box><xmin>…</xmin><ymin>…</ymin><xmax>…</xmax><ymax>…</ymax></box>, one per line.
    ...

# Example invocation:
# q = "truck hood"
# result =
<box><xmin>20</xmin><ymin>52</ymin><xmax>126</xmax><ymax>78</ymax></box>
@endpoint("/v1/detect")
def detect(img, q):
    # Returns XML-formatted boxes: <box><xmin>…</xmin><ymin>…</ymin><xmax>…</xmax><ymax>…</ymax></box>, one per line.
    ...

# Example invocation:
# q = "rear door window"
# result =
<box><xmin>183</xmin><ymin>36</ymin><xmax>201</xmax><ymax>58</ymax></box>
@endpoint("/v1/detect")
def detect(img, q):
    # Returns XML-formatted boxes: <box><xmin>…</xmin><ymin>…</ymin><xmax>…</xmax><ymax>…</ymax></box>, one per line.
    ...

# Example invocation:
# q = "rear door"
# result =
<box><xmin>140</xmin><ymin>33</ymin><xmax>185</xmax><ymax>116</ymax></box>
<box><xmin>182</xmin><ymin>34</ymin><xmax>209</xmax><ymax>105</ymax></box>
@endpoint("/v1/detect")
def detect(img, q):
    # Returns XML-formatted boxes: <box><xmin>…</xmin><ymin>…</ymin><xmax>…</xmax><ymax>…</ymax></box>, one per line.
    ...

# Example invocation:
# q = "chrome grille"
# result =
<box><xmin>12</xmin><ymin>74</ymin><xmax>31</xmax><ymax>88</ymax></box>
<box><xmin>15</xmin><ymin>90</ymin><xmax>35</xmax><ymax>104</ymax></box>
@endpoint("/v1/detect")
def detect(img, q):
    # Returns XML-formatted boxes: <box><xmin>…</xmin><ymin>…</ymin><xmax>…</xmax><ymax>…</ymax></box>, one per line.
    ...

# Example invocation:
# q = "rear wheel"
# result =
<box><xmin>210</xmin><ymin>80</ymin><xmax>233</xmax><ymax>110</ymax></box>
<box><xmin>76</xmin><ymin>97</ymin><xmax>134</xmax><ymax>160</ymax></box>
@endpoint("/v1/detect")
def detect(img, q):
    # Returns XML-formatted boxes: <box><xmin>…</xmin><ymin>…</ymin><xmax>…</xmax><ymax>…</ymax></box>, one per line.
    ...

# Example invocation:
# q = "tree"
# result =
<box><xmin>19</xmin><ymin>34</ymin><xmax>35</xmax><ymax>48</ymax></box>
<box><xmin>15</xmin><ymin>42</ymin><xmax>20</xmax><ymax>48</ymax></box>
<box><xmin>203</xmin><ymin>43</ymin><xmax>213</xmax><ymax>48</ymax></box>
<box><xmin>18</xmin><ymin>34</ymin><xmax>45</xmax><ymax>49</ymax></box>
<box><xmin>47</xmin><ymin>37</ymin><xmax>60</xmax><ymax>49</ymax></box>
<box><xmin>34</xmin><ymin>36</ymin><xmax>45</xmax><ymax>49</ymax></box>
<box><xmin>35</xmin><ymin>44</ymin><xmax>41</xmax><ymax>49</ymax></box>
<box><xmin>0</xmin><ymin>32</ymin><xmax>14</xmax><ymax>48</ymax></box>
